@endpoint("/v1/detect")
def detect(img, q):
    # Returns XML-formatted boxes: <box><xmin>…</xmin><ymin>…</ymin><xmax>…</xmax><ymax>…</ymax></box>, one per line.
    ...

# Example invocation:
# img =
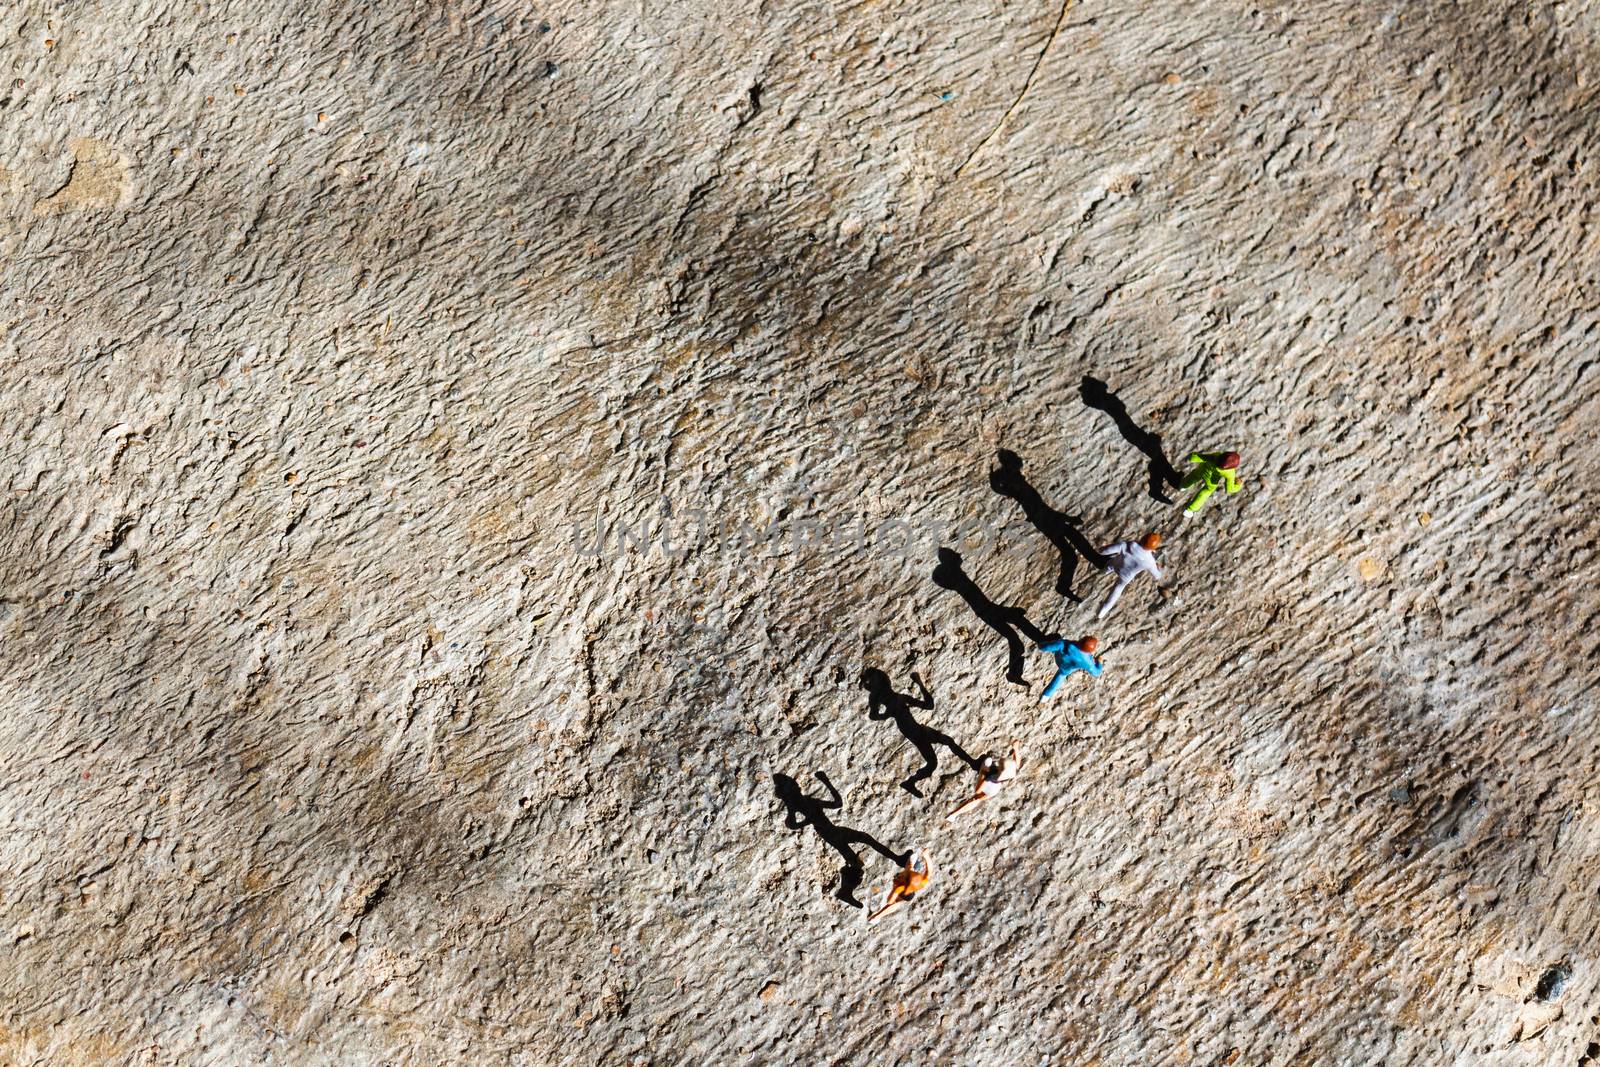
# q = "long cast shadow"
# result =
<box><xmin>861</xmin><ymin>669</ymin><xmax>978</xmax><ymax>796</ymax></box>
<box><xmin>1080</xmin><ymin>375</ymin><xmax>1179</xmax><ymax>503</ymax></box>
<box><xmin>932</xmin><ymin>547</ymin><xmax>1046</xmax><ymax>686</ymax></box>
<box><xmin>989</xmin><ymin>450</ymin><xmax>1108</xmax><ymax>601</ymax></box>
<box><xmin>773</xmin><ymin>770</ymin><xmax>906</xmax><ymax>908</ymax></box>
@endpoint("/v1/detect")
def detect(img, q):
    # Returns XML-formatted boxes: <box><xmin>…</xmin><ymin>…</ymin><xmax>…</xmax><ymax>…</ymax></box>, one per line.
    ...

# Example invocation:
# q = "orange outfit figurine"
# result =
<box><xmin>868</xmin><ymin>850</ymin><xmax>934</xmax><ymax>923</ymax></box>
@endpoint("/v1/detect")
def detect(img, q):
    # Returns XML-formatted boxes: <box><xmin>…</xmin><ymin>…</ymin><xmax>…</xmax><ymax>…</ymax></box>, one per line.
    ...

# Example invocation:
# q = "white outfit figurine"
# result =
<box><xmin>946</xmin><ymin>748</ymin><xmax>1021</xmax><ymax>820</ymax></box>
<box><xmin>1097</xmin><ymin>533</ymin><xmax>1163</xmax><ymax>618</ymax></box>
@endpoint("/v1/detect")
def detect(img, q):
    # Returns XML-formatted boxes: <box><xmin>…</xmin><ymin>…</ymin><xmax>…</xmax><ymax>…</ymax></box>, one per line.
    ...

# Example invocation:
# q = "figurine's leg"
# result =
<box><xmin>946</xmin><ymin>794</ymin><xmax>985</xmax><ymax>821</ymax></box>
<box><xmin>868</xmin><ymin>890</ymin><xmax>907</xmax><ymax>923</ymax></box>
<box><xmin>902</xmin><ymin>749</ymin><xmax>936</xmax><ymax>796</ymax></box>
<box><xmin>1098</xmin><ymin>578</ymin><xmax>1128</xmax><ymax>619</ymax></box>
<box><xmin>1184</xmin><ymin>482</ymin><xmax>1217</xmax><ymax>514</ymax></box>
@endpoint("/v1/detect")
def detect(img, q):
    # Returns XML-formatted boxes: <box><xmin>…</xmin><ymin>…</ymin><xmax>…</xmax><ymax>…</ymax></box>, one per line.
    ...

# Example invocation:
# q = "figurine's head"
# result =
<box><xmin>1079</xmin><ymin>636</ymin><xmax>1100</xmax><ymax>654</ymax></box>
<box><xmin>1220</xmin><ymin>451</ymin><xmax>1241</xmax><ymax>469</ymax></box>
<box><xmin>859</xmin><ymin>668</ymin><xmax>890</xmax><ymax>695</ymax></box>
<box><xmin>1140</xmin><ymin>532</ymin><xmax>1162</xmax><ymax>550</ymax></box>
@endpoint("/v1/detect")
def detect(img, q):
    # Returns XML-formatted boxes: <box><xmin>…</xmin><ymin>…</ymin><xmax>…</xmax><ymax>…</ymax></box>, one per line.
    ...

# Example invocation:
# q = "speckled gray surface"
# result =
<box><xmin>2</xmin><ymin>0</ymin><xmax>1599</xmax><ymax>1063</ymax></box>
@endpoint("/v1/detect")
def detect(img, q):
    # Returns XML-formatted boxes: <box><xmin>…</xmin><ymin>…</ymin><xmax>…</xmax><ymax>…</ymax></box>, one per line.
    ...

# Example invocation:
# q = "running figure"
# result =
<box><xmin>773</xmin><ymin>771</ymin><xmax>905</xmax><ymax>908</ymax></box>
<box><xmin>1181</xmin><ymin>451</ymin><xmax>1242</xmax><ymax>517</ymax></box>
<box><xmin>862</xmin><ymin>668</ymin><xmax>977</xmax><ymax>797</ymax></box>
<box><xmin>947</xmin><ymin>748</ymin><xmax>1021</xmax><ymax>820</ymax></box>
<box><xmin>1038</xmin><ymin>635</ymin><xmax>1104</xmax><ymax>699</ymax></box>
<box><xmin>1098</xmin><ymin>533</ymin><xmax>1163</xmax><ymax>619</ymax></box>
<box><xmin>868</xmin><ymin>850</ymin><xmax>934</xmax><ymax>923</ymax></box>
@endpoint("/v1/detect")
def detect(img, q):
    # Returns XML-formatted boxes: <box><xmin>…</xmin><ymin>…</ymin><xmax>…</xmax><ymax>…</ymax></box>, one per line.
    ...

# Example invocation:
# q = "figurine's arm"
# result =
<box><xmin>814</xmin><ymin>770</ymin><xmax>843</xmax><ymax>808</ymax></box>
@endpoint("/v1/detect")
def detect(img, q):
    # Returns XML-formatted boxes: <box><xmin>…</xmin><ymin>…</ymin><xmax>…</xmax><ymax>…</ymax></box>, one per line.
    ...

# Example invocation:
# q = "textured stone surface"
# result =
<box><xmin>2</xmin><ymin>0</ymin><xmax>1598</xmax><ymax>1063</ymax></box>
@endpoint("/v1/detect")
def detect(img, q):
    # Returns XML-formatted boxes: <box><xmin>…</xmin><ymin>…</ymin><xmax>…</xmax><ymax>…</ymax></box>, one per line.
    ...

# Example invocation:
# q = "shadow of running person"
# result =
<box><xmin>932</xmin><ymin>547</ymin><xmax>1046</xmax><ymax>686</ymax></box>
<box><xmin>773</xmin><ymin>771</ymin><xmax>908</xmax><ymax>908</ymax></box>
<box><xmin>860</xmin><ymin>668</ymin><xmax>978</xmax><ymax>797</ymax></box>
<box><xmin>990</xmin><ymin>449</ymin><xmax>1109</xmax><ymax>602</ymax></box>
<box><xmin>1080</xmin><ymin>375</ymin><xmax>1180</xmax><ymax>503</ymax></box>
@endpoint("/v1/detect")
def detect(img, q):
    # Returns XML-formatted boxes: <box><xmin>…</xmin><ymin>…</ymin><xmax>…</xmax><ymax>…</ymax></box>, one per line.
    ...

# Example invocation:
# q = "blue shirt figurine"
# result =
<box><xmin>1039</xmin><ymin>635</ymin><xmax>1103</xmax><ymax>699</ymax></box>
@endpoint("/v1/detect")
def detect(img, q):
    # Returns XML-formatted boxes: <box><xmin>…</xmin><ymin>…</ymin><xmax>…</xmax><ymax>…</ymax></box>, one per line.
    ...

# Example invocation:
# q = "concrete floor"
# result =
<box><xmin>1</xmin><ymin>0</ymin><xmax>1598</xmax><ymax>1062</ymax></box>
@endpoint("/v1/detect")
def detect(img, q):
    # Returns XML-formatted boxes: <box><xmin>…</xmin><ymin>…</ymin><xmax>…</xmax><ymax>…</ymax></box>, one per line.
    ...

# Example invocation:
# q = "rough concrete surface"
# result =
<box><xmin>2</xmin><ymin>0</ymin><xmax>1599</xmax><ymax>1063</ymax></box>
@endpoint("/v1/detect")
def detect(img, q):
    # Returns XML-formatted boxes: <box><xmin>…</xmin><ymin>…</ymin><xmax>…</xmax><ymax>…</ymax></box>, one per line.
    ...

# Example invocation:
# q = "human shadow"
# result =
<box><xmin>932</xmin><ymin>547</ymin><xmax>1046</xmax><ymax>686</ymax></box>
<box><xmin>861</xmin><ymin>669</ymin><xmax>978</xmax><ymax>797</ymax></box>
<box><xmin>1080</xmin><ymin>375</ymin><xmax>1179</xmax><ymax>503</ymax></box>
<box><xmin>773</xmin><ymin>771</ymin><xmax>907</xmax><ymax>908</ymax></box>
<box><xmin>989</xmin><ymin>450</ymin><xmax>1109</xmax><ymax>601</ymax></box>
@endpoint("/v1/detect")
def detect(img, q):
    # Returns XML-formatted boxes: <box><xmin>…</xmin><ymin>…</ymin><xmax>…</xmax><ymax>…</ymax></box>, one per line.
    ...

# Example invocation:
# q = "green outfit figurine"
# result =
<box><xmin>1181</xmin><ymin>451</ymin><xmax>1241</xmax><ymax>516</ymax></box>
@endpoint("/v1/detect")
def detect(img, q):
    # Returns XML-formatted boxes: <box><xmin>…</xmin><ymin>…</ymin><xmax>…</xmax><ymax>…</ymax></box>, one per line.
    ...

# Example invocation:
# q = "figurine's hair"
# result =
<box><xmin>1220</xmin><ymin>451</ymin><xmax>1241</xmax><ymax>469</ymax></box>
<box><xmin>1079</xmin><ymin>635</ymin><xmax>1099</xmax><ymax>653</ymax></box>
<box><xmin>1140</xmin><ymin>532</ymin><xmax>1162</xmax><ymax>550</ymax></box>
